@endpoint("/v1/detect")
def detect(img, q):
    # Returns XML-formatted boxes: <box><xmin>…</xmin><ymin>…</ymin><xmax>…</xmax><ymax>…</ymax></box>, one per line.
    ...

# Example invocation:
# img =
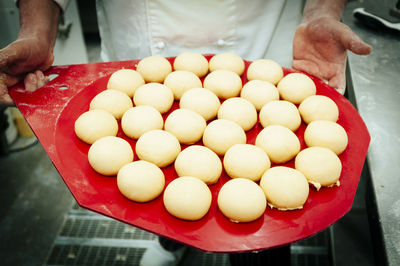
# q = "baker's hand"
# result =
<box><xmin>0</xmin><ymin>37</ymin><xmax>53</xmax><ymax>106</ymax></box>
<box><xmin>292</xmin><ymin>17</ymin><xmax>372</xmax><ymax>94</ymax></box>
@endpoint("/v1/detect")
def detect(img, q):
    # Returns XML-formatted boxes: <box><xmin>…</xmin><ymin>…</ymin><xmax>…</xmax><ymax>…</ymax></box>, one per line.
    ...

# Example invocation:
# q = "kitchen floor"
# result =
<box><xmin>0</xmin><ymin>32</ymin><xmax>376</xmax><ymax>266</ymax></box>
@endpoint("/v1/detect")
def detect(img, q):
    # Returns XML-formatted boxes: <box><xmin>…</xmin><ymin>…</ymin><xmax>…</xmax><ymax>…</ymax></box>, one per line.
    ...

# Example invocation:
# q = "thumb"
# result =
<box><xmin>337</xmin><ymin>24</ymin><xmax>372</xmax><ymax>55</ymax></box>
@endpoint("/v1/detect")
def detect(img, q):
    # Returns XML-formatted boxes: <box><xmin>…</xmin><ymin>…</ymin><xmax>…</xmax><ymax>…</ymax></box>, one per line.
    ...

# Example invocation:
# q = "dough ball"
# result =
<box><xmin>117</xmin><ymin>161</ymin><xmax>165</xmax><ymax>202</ymax></box>
<box><xmin>203</xmin><ymin>70</ymin><xmax>242</xmax><ymax>99</ymax></box>
<box><xmin>295</xmin><ymin>147</ymin><xmax>342</xmax><ymax>190</ymax></box>
<box><xmin>179</xmin><ymin>88</ymin><xmax>221</xmax><ymax>121</ymax></box>
<box><xmin>304</xmin><ymin>120</ymin><xmax>348</xmax><ymax>155</ymax></box>
<box><xmin>277</xmin><ymin>73</ymin><xmax>316</xmax><ymax>104</ymax></box>
<box><xmin>175</xmin><ymin>145</ymin><xmax>222</xmax><ymax>185</ymax></box>
<box><xmin>164</xmin><ymin>109</ymin><xmax>206</xmax><ymax>144</ymax></box>
<box><xmin>163</xmin><ymin>176</ymin><xmax>212</xmax><ymax>221</ymax></box>
<box><xmin>260</xmin><ymin>167</ymin><xmax>309</xmax><ymax>210</ymax></box>
<box><xmin>133</xmin><ymin>83</ymin><xmax>174</xmax><ymax>114</ymax></box>
<box><xmin>259</xmin><ymin>100</ymin><xmax>301</xmax><ymax>131</ymax></box>
<box><xmin>90</xmin><ymin>89</ymin><xmax>133</xmax><ymax>119</ymax></box>
<box><xmin>218</xmin><ymin>178</ymin><xmax>266</xmax><ymax>223</ymax></box>
<box><xmin>299</xmin><ymin>95</ymin><xmax>339</xmax><ymax>124</ymax></box>
<box><xmin>209</xmin><ymin>53</ymin><xmax>245</xmax><ymax>76</ymax></box>
<box><xmin>107</xmin><ymin>69</ymin><xmax>145</xmax><ymax>97</ymax></box>
<box><xmin>255</xmin><ymin>125</ymin><xmax>300</xmax><ymax>164</ymax></box>
<box><xmin>164</xmin><ymin>70</ymin><xmax>202</xmax><ymax>100</ymax></box>
<box><xmin>88</xmin><ymin>136</ymin><xmax>133</xmax><ymax>176</ymax></box>
<box><xmin>75</xmin><ymin>109</ymin><xmax>118</xmax><ymax>144</ymax></box>
<box><xmin>135</xmin><ymin>130</ymin><xmax>181</xmax><ymax>167</ymax></box>
<box><xmin>240</xmin><ymin>80</ymin><xmax>279</xmax><ymax>111</ymax></box>
<box><xmin>173</xmin><ymin>52</ymin><xmax>209</xmax><ymax>77</ymax></box>
<box><xmin>217</xmin><ymin>97</ymin><xmax>257</xmax><ymax>131</ymax></box>
<box><xmin>121</xmin><ymin>106</ymin><xmax>163</xmax><ymax>139</ymax></box>
<box><xmin>247</xmin><ymin>59</ymin><xmax>283</xmax><ymax>85</ymax></box>
<box><xmin>202</xmin><ymin>119</ymin><xmax>246</xmax><ymax>156</ymax></box>
<box><xmin>223</xmin><ymin>144</ymin><xmax>270</xmax><ymax>182</ymax></box>
<box><xmin>136</xmin><ymin>55</ymin><xmax>172</xmax><ymax>83</ymax></box>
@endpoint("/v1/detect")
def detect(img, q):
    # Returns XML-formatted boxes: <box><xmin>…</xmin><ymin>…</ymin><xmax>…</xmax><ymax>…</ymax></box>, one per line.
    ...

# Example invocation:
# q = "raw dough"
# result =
<box><xmin>164</xmin><ymin>70</ymin><xmax>203</xmax><ymax>100</ymax></box>
<box><xmin>298</xmin><ymin>95</ymin><xmax>339</xmax><ymax>124</ymax></box>
<box><xmin>217</xmin><ymin>97</ymin><xmax>257</xmax><ymax>131</ymax></box>
<box><xmin>136</xmin><ymin>55</ymin><xmax>172</xmax><ymax>83</ymax></box>
<box><xmin>259</xmin><ymin>100</ymin><xmax>301</xmax><ymax>131</ymax></box>
<box><xmin>88</xmin><ymin>136</ymin><xmax>133</xmax><ymax>176</ymax></box>
<box><xmin>163</xmin><ymin>176</ymin><xmax>212</xmax><ymax>221</ymax></box>
<box><xmin>75</xmin><ymin>109</ymin><xmax>118</xmax><ymax>144</ymax></box>
<box><xmin>174</xmin><ymin>145</ymin><xmax>222</xmax><ymax>185</ymax></box>
<box><xmin>107</xmin><ymin>69</ymin><xmax>145</xmax><ymax>98</ymax></box>
<box><xmin>121</xmin><ymin>106</ymin><xmax>164</xmax><ymax>139</ymax></box>
<box><xmin>209</xmin><ymin>53</ymin><xmax>245</xmax><ymax>76</ymax></box>
<box><xmin>277</xmin><ymin>73</ymin><xmax>316</xmax><ymax>104</ymax></box>
<box><xmin>173</xmin><ymin>52</ymin><xmax>209</xmax><ymax>77</ymax></box>
<box><xmin>117</xmin><ymin>160</ymin><xmax>165</xmax><ymax>202</ymax></box>
<box><xmin>246</xmin><ymin>59</ymin><xmax>283</xmax><ymax>85</ymax></box>
<box><xmin>304</xmin><ymin>120</ymin><xmax>348</xmax><ymax>155</ymax></box>
<box><xmin>202</xmin><ymin>119</ymin><xmax>246</xmax><ymax>156</ymax></box>
<box><xmin>223</xmin><ymin>144</ymin><xmax>270</xmax><ymax>182</ymax></box>
<box><xmin>133</xmin><ymin>83</ymin><xmax>174</xmax><ymax>114</ymax></box>
<box><xmin>135</xmin><ymin>129</ymin><xmax>181</xmax><ymax>167</ymax></box>
<box><xmin>295</xmin><ymin>147</ymin><xmax>342</xmax><ymax>190</ymax></box>
<box><xmin>240</xmin><ymin>80</ymin><xmax>279</xmax><ymax>111</ymax></box>
<box><xmin>255</xmin><ymin>125</ymin><xmax>300</xmax><ymax>164</ymax></box>
<box><xmin>179</xmin><ymin>88</ymin><xmax>221</xmax><ymax>121</ymax></box>
<box><xmin>217</xmin><ymin>178</ymin><xmax>266</xmax><ymax>223</ymax></box>
<box><xmin>260</xmin><ymin>166</ymin><xmax>309</xmax><ymax>210</ymax></box>
<box><xmin>164</xmin><ymin>109</ymin><xmax>206</xmax><ymax>144</ymax></box>
<box><xmin>90</xmin><ymin>89</ymin><xmax>133</xmax><ymax>119</ymax></box>
<box><xmin>203</xmin><ymin>70</ymin><xmax>242</xmax><ymax>99</ymax></box>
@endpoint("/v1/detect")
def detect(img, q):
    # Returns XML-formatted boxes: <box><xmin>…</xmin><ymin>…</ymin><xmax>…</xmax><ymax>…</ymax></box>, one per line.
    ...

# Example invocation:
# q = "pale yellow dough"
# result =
<box><xmin>90</xmin><ymin>89</ymin><xmax>133</xmax><ymax>119</ymax></box>
<box><xmin>88</xmin><ymin>136</ymin><xmax>133</xmax><ymax>176</ymax></box>
<box><xmin>259</xmin><ymin>100</ymin><xmax>301</xmax><ymax>132</ymax></box>
<box><xmin>298</xmin><ymin>95</ymin><xmax>339</xmax><ymax>124</ymax></box>
<box><xmin>277</xmin><ymin>73</ymin><xmax>316</xmax><ymax>104</ymax></box>
<box><xmin>179</xmin><ymin>88</ymin><xmax>221</xmax><ymax>121</ymax></box>
<box><xmin>260</xmin><ymin>166</ymin><xmax>309</xmax><ymax>210</ymax></box>
<box><xmin>246</xmin><ymin>59</ymin><xmax>283</xmax><ymax>85</ymax></box>
<box><xmin>223</xmin><ymin>144</ymin><xmax>270</xmax><ymax>182</ymax></box>
<box><xmin>117</xmin><ymin>161</ymin><xmax>165</xmax><ymax>202</ymax></box>
<box><xmin>164</xmin><ymin>109</ymin><xmax>206</xmax><ymax>144</ymax></box>
<box><xmin>218</xmin><ymin>178</ymin><xmax>266</xmax><ymax>223</ymax></box>
<box><xmin>240</xmin><ymin>80</ymin><xmax>279</xmax><ymax>111</ymax></box>
<box><xmin>209</xmin><ymin>53</ymin><xmax>245</xmax><ymax>76</ymax></box>
<box><xmin>174</xmin><ymin>145</ymin><xmax>222</xmax><ymax>185</ymax></box>
<box><xmin>202</xmin><ymin>119</ymin><xmax>246</xmax><ymax>155</ymax></box>
<box><xmin>133</xmin><ymin>83</ymin><xmax>174</xmax><ymax>114</ymax></box>
<box><xmin>163</xmin><ymin>176</ymin><xmax>212</xmax><ymax>221</ymax></box>
<box><xmin>255</xmin><ymin>125</ymin><xmax>300</xmax><ymax>164</ymax></box>
<box><xmin>121</xmin><ymin>106</ymin><xmax>163</xmax><ymax>139</ymax></box>
<box><xmin>173</xmin><ymin>52</ymin><xmax>209</xmax><ymax>77</ymax></box>
<box><xmin>107</xmin><ymin>69</ymin><xmax>145</xmax><ymax>97</ymax></box>
<box><xmin>304</xmin><ymin>120</ymin><xmax>348</xmax><ymax>155</ymax></box>
<box><xmin>217</xmin><ymin>97</ymin><xmax>257</xmax><ymax>131</ymax></box>
<box><xmin>136</xmin><ymin>56</ymin><xmax>172</xmax><ymax>83</ymax></box>
<box><xmin>75</xmin><ymin>109</ymin><xmax>118</xmax><ymax>144</ymax></box>
<box><xmin>164</xmin><ymin>70</ymin><xmax>202</xmax><ymax>100</ymax></box>
<box><xmin>295</xmin><ymin>147</ymin><xmax>342</xmax><ymax>190</ymax></box>
<box><xmin>203</xmin><ymin>70</ymin><xmax>242</xmax><ymax>99</ymax></box>
<box><xmin>135</xmin><ymin>130</ymin><xmax>181</xmax><ymax>167</ymax></box>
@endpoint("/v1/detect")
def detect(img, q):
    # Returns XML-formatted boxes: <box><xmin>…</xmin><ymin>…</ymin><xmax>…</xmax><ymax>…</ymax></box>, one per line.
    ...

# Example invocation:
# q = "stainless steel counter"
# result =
<box><xmin>343</xmin><ymin>2</ymin><xmax>400</xmax><ymax>266</ymax></box>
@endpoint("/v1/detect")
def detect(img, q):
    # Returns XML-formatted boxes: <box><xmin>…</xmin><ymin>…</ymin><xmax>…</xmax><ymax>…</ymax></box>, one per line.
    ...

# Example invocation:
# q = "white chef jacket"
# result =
<box><xmin>55</xmin><ymin>0</ymin><xmax>285</xmax><ymax>62</ymax></box>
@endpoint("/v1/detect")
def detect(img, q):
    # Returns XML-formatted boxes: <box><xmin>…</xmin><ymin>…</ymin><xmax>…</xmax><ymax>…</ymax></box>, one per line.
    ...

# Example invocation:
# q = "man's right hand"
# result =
<box><xmin>0</xmin><ymin>37</ymin><xmax>54</xmax><ymax>106</ymax></box>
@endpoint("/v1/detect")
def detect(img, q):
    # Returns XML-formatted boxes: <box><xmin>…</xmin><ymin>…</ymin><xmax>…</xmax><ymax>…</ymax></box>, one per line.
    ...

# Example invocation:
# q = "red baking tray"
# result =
<box><xmin>9</xmin><ymin>56</ymin><xmax>370</xmax><ymax>253</ymax></box>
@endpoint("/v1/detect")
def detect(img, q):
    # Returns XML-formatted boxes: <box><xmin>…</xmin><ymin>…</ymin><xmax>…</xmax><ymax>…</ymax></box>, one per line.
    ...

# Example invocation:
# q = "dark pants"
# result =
<box><xmin>159</xmin><ymin>237</ymin><xmax>291</xmax><ymax>266</ymax></box>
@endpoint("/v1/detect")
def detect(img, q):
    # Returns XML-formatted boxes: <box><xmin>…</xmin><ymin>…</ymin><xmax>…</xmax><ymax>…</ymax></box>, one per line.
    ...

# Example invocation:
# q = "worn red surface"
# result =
<box><xmin>9</xmin><ymin>56</ymin><xmax>370</xmax><ymax>253</ymax></box>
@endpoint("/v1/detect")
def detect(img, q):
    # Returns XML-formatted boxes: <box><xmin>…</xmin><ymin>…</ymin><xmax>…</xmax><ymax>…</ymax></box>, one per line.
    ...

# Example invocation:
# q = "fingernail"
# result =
<box><xmin>337</xmin><ymin>88</ymin><xmax>345</xmax><ymax>95</ymax></box>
